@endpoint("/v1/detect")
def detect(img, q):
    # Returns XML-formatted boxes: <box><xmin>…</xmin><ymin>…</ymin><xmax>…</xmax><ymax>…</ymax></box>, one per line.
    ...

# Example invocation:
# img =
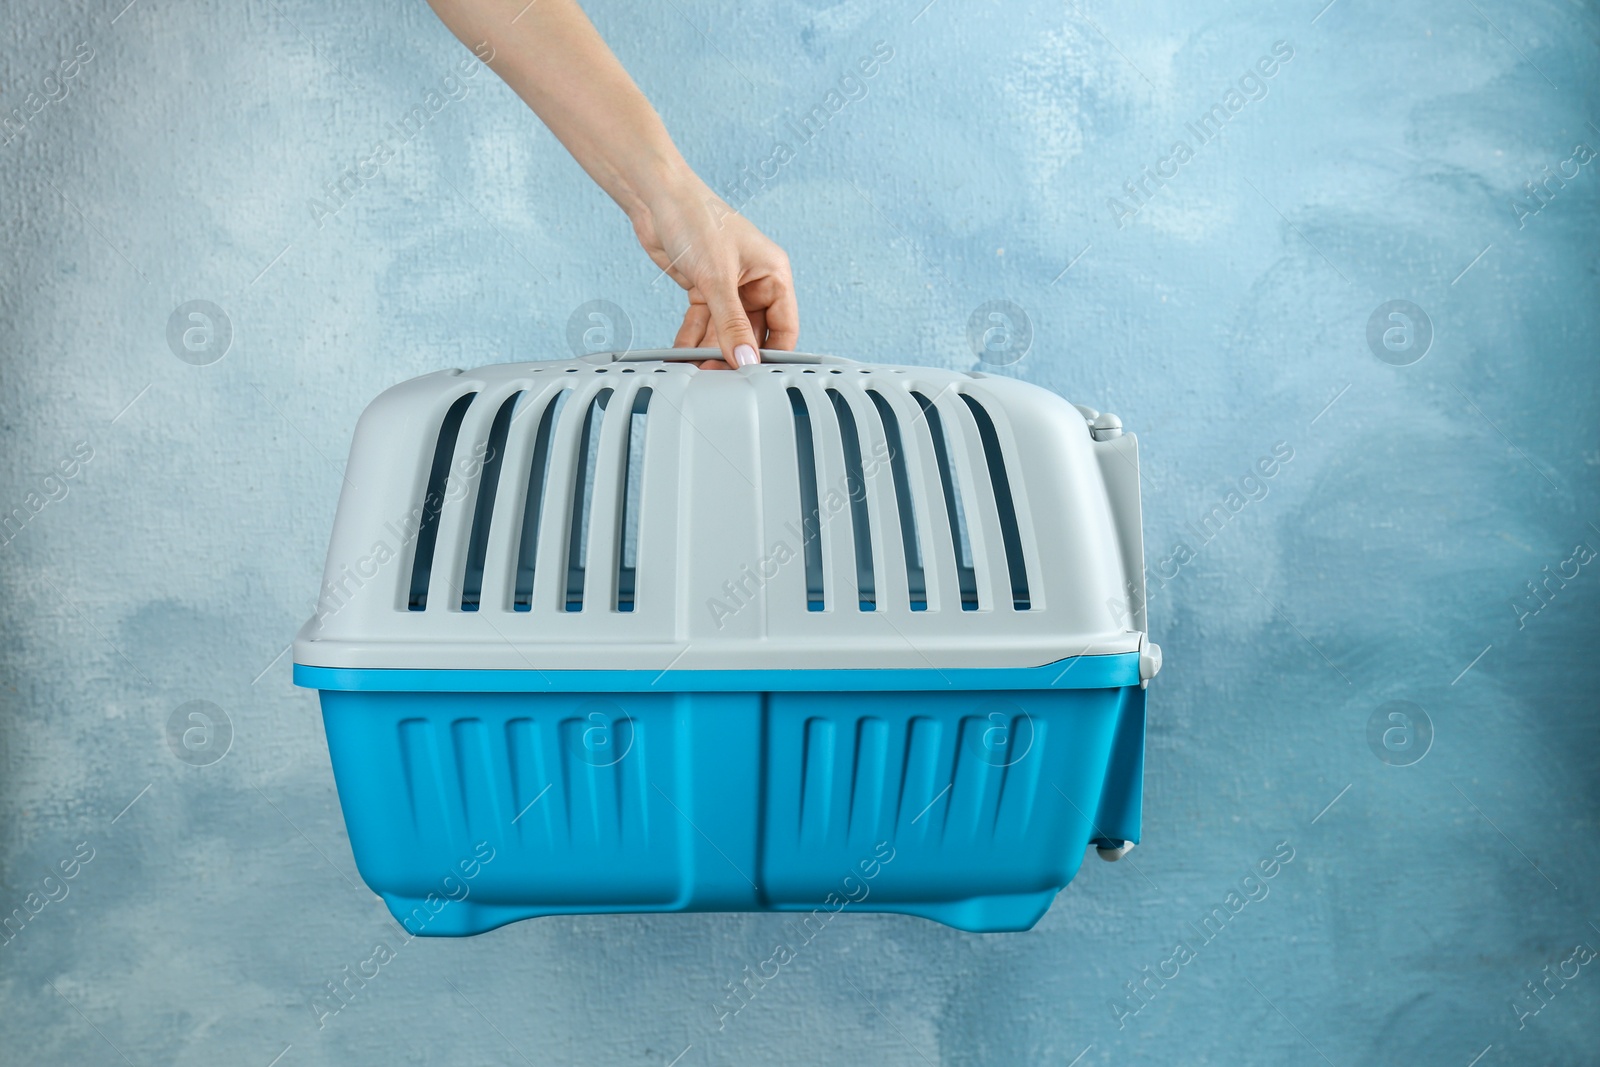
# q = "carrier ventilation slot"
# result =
<box><xmin>408</xmin><ymin>391</ymin><xmax>477</xmax><ymax>611</ymax></box>
<box><xmin>460</xmin><ymin>392</ymin><xmax>522</xmax><ymax>611</ymax></box>
<box><xmin>563</xmin><ymin>389</ymin><xmax>614</xmax><ymax>612</ymax></box>
<box><xmin>513</xmin><ymin>390</ymin><xmax>571</xmax><ymax>611</ymax></box>
<box><xmin>960</xmin><ymin>394</ymin><xmax>1031</xmax><ymax>610</ymax></box>
<box><xmin>787</xmin><ymin>388</ymin><xmax>826</xmax><ymax>611</ymax></box>
<box><xmin>867</xmin><ymin>391</ymin><xmax>926</xmax><ymax>610</ymax></box>
<box><xmin>914</xmin><ymin>391</ymin><xmax>978</xmax><ymax>610</ymax></box>
<box><xmin>615</xmin><ymin>388</ymin><xmax>652</xmax><ymax>612</ymax></box>
<box><xmin>827</xmin><ymin>390</ymin><xmax>876</xmax><ymax>611</ymax></box>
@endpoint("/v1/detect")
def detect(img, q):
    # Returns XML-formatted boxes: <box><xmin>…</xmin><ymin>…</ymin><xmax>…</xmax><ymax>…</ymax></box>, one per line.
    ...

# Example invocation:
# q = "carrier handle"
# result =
<box><xmin>601</xmin><ymin>348</ymin><xmax>856</xmax><ymax>366</ymax></box>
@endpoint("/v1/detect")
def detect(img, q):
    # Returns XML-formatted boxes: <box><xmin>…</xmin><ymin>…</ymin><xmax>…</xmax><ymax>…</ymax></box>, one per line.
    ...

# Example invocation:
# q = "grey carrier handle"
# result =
<box><xmin>602</xmin><ymin>347</ymin><xmax>853</xmax><ymax>366</ymax></box>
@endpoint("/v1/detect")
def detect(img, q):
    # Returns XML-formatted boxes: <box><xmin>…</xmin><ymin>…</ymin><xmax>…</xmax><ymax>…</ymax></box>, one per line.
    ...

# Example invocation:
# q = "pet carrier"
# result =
<box><xmin>293</xmin><ymin>349</ymin><xmax>1158</xmax><ymax>934</ymax></box>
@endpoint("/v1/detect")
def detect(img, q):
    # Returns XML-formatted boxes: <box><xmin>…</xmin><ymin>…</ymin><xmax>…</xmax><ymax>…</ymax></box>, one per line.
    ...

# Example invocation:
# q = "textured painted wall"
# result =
<box><xmin>2</xmin><ymin>0</ymin><xmax>1597</xmax><ymax>1063</ymax></box>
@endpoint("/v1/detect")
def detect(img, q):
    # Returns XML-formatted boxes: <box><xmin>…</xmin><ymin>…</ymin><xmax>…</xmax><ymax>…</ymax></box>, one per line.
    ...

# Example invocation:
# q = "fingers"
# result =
<box><xmin>701</xmin><ymin>268</ymin><xmax>761</xmax><ymax>368</ymax></box>
<box><xmin>745</xmin><ymin>307</ymin><xmax>768</xmax><ymax>347</ymax></box>
<box><xmin>760</xmin><ymin>283</ymin><xmax>799</xmax><ymax>351</ymax></box>
<box><xmin>657</xmin><ymin>211</ymin><xmax>795</xmax><ymax>365</ymax></box>
<box><xmin>676</xmin><ymin>303</ymin><xmax>738</xmax><ymax>371</ymax></box>
<box><xmin>673</xmin><ymin>279</ymin><xmax>793</xmax><ymax>364</ymax></box>
<box><xmin>673</xmin><ymin>303</ymin><xmax>710</xmax><ymax>348</ymax></box>
<box><xmin>733</xmin><ymin>271</ymin><xmax>797</xmax><ymax>351</ymax></box>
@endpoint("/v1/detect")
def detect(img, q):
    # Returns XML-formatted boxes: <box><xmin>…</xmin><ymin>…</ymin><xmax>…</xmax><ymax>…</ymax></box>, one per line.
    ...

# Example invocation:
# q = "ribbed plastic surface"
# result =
<box><xmin>317</xmin><ymin>683</ymin><xmax>1145</xmax><ymax>934</ymax></box>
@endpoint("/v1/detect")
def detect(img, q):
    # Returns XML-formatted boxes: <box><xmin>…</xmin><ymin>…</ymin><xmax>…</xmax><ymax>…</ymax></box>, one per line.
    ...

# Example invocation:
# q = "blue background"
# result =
<box><xmin>2</xmin><ymin>0</ymin><xmax>1597</xmax><ymax>1063</ymax></box>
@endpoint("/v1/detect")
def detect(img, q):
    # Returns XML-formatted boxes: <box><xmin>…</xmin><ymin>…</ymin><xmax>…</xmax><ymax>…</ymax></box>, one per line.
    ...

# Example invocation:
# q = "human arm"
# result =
<box><xmin>424</xmin><ymin>0</ymin><xmax>798</xmax><ymax>366</ymax></box>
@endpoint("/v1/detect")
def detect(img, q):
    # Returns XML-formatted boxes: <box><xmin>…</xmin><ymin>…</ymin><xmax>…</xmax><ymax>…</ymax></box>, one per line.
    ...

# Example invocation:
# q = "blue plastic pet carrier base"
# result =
<box><xmin>292</xmin><ymin>350</ymin><xmax>1159</xmax><ymax>935</ymax></box>
<box><xmin>297</xmin><ymin>656</ymin><xmax>1145</xmax><ymax>935</ymax></box>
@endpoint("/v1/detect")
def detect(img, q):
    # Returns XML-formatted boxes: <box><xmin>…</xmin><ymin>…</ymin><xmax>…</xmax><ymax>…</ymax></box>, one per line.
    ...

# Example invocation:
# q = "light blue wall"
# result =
<box><xmin>2</xmin><ymin>0</ymin><xmax>1597</xmax><ymax>1063</ymax></box>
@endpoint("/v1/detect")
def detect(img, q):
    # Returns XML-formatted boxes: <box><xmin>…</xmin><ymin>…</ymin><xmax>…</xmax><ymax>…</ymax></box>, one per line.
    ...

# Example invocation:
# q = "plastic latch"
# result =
<box><xmin>1138</xmin><ymin>634</ymin><xmax>1162</xmax><ymax>683</ymax></box>
<box><xmin>1090</xmin><ymin>412</ymin><xmax>1123</xmax><ymax>441</ymax></box>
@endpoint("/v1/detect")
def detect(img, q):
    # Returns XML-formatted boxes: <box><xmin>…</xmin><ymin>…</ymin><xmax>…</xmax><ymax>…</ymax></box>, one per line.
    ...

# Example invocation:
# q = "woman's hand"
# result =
<box><xmin>628</xmin><ymin>173</ymin><xmax>798</xmax><ymax>368</ymax></box>
<box><xmin>424</xmin><ymin>0</ymin><xmax>798</xmax><ymax>369</ymax></box>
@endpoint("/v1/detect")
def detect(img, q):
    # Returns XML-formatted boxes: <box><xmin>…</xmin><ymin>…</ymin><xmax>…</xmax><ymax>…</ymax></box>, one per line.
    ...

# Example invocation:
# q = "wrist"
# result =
<box><xmin>624</xmin><ymin>156</ymin><xmax>707</xmax><ymax>224</ymax></box>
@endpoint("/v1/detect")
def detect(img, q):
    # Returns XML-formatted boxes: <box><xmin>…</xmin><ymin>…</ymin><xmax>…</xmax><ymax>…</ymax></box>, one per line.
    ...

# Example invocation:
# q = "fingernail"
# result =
<box><xmin>733</xmin><ymin>344</ymin><xmax>758</xmax><ymax>368</ymax></box>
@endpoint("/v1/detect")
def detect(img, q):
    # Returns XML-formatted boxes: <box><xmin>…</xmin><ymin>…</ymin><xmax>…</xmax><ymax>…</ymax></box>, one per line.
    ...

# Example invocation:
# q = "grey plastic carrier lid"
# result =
<box><xmin>293</xmin><ymin>350</ymin><xmax>1154</xmax><ymax>675</ymax></box>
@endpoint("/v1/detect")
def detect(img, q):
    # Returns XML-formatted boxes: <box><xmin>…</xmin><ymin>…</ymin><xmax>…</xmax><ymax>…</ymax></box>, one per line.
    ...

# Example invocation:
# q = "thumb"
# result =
<box><xmin>703</xmin><ymin>273</ymin><xmax>761</xmax><ymax>368</ymax></box>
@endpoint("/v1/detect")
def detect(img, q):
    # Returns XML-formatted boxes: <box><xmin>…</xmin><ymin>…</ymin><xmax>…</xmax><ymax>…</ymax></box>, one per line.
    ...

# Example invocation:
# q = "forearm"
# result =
<box><xmin>425</xmin><ymin>0</ymin><xmax>696</xmax><ymax>218</ymax></box>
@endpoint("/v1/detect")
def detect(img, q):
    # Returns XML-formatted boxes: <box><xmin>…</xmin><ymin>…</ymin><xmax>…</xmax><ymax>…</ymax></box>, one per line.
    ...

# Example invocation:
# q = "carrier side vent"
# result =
<box><xmin>788</xmin><ymin>385</ymin><xmax>1030</xmax><ymax>615</ymax></box>
<box><xmin>408</xmin><ymin>392</ymin><xmax>478</xmax><ymax>611</ymax></box>
<box><xmin>487</xmin><ymin>383</ymin><xmax>655</xmax><ymax>615</ymax></box>
<box><xmin>827</xmin><ymin>389</ymin><xmax>876</xmax><ymax>611</ymax></box>
<box><xmin>787</xmin><ymin>388</ymin><xmax>826</xmax><ymax>611</ymax></box>
<box><xmin>563</xmin><ymin>389</ymin><xmax>615</xmax><ymax>612</ymax></box>
<box><xmin>960</xmin><ymin>394</ymin><xmax>1031</xmax><ymax>611</ymax></box>
<box><xmin>615</xmin><ymin>388</ymin><xmax>652</xmax><ymax>612</ymax></box>
<box><xmin>867</xmin><ymin>390</ymin><xmax>927</xmax><ymax>611</ymax></box>
<box><xmin>461</xmin><ymin>392</ymin><xmax>523</xmax><ymax>611</ymax></box>
<box><xmin>513</xmin><ymin>390</ymin><xmax>571</xmax><ymax>611</ymax></box>
<box><xmin>406</xmin><ymin>383</ymin><xmax>656</xmax><ymax>617</ymax></box>
<box><xmin>913</xmin><ymin>391</ymin><xmax>978</xmax><ymax>611</ymax></box>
